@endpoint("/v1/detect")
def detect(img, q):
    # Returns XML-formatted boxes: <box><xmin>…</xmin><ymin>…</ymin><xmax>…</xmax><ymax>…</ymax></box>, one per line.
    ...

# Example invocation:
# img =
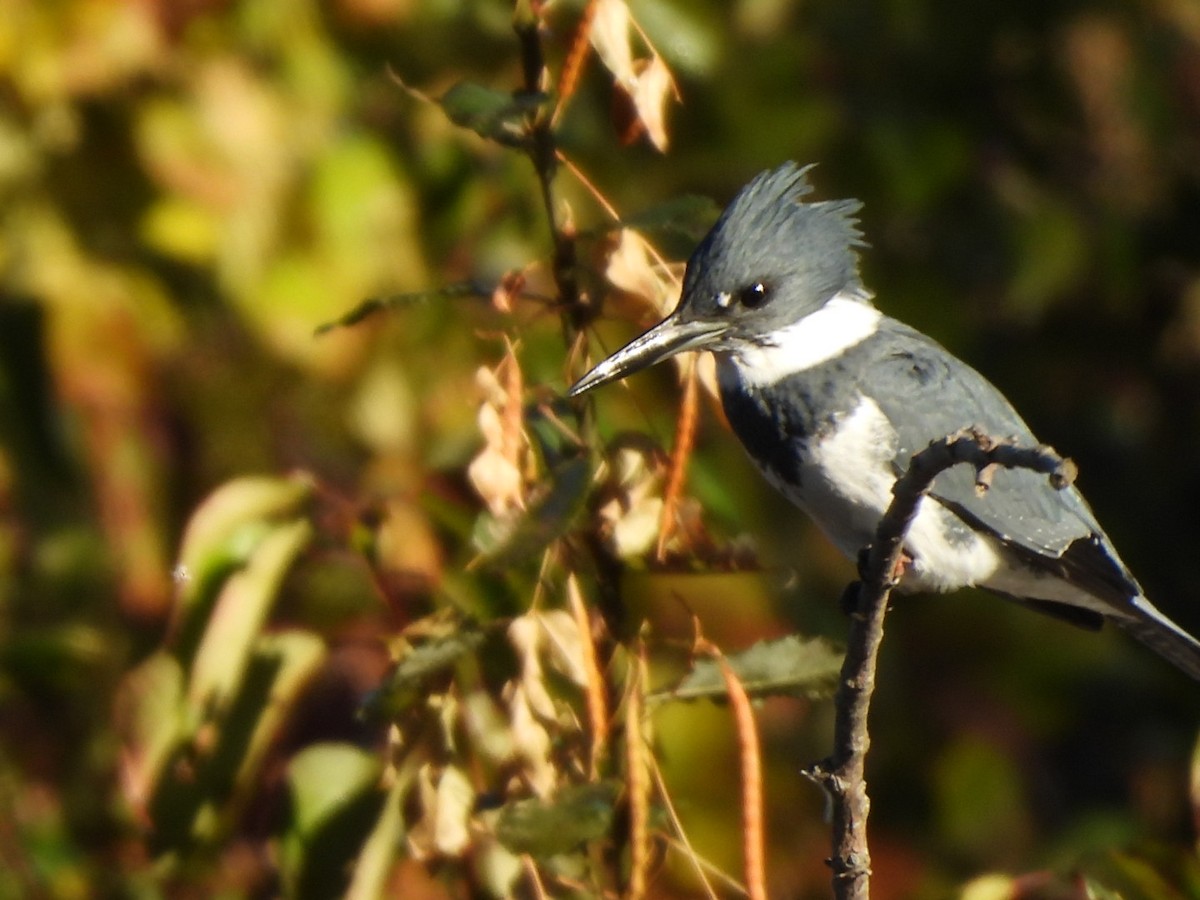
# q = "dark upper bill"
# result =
<box><xmin>568</xmin><ymin>315</ymin><xmax>728</xmax><ymax>397</ymax></box>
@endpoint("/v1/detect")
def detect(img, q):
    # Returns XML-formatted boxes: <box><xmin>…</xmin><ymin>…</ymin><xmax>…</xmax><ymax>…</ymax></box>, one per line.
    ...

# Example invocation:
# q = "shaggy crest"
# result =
<box><xmin>682</xmin><ymin>162</ymin><xmax>867</xmax><ymax>314</ymax></box>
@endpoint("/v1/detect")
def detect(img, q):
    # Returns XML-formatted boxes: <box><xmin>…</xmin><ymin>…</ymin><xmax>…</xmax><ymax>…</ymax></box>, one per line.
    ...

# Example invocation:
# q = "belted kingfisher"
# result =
<box><xmin>569</xmin><ymin>162</ymin><xmax>1200</xmax><ymax>680</ymax></box>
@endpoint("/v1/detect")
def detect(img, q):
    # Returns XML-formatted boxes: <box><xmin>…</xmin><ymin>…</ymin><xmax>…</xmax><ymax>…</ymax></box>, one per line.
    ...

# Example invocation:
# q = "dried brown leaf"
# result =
<box><xmin>606</xmin><ymin>228</ymin><xmax>672</xmax><ymax>314</ymax></box>
<box><xmin>589</xmin><ymin>0</ymin><xmax>636</xmax><ymax>88</ymax></box>
<box><xmin>467</xmin><ymin>351</ymin><xmax>530</xmax><ymax>516</ymax></box>
<box><xmin>587</xmin><ymin>0</ymin><xmax>678</xmax><ymax>152</ymax></box>
<box><xmin>407</xmin><ymin>763</ymin><xmax>476</xmax><ymax>860</ymax></box>
<box><xmin>630</xmin><ymin>55</ymin><xmax>676</xmax><ymax>152</ymax></box>
<box><xmin>657</xmin><ymin>357</ymin><xmax>699</xmax><ymax>560</ymax></box>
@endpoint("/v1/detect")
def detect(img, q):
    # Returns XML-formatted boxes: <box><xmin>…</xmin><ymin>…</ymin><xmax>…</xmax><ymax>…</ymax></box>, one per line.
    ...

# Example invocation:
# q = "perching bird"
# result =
<box><xmin>569</xmin><ymin>162</ymin><xmax>1200</xmax><ymax>681</ymax></box>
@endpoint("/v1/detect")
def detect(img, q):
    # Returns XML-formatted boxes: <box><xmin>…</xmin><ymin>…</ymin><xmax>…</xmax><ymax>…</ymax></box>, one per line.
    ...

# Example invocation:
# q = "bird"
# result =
<box><xmin>569</xmin><ymin>162</ymin><xmax>1200</xmax><ymax>681</ymax></box>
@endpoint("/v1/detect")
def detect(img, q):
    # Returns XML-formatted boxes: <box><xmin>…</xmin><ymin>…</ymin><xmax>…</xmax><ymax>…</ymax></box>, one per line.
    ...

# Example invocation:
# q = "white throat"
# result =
<box><xmin>728</xmin><ymin>289</ymin><xmax>881</xmax><ymax>387</ymax></box>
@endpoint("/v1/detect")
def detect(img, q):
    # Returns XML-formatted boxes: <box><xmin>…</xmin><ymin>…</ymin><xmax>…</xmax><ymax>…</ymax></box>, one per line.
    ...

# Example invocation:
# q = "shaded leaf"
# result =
<box><xmin>471</xmin><ymin>457</ymin><xmax>591</xmax><ymax>566</ymax></box>
<box><xmin>283</xmin><ymin>743</ymin><xmax>385</xmax><ymax>900</ymax></box>
<box><xmin>493</xmin><ymin>781</ymin><xmax>620</xmax><ymax>858</ymax></box>
<box><xmin>210</xmin><ymin>631</ymin><xmax>326</xmax><ymax>829</ymax></box>
<box><xmin>652</xmin><ymin>634</ymin><xmax>844</xmax><ymax>703</ymax></box>
<box><xmin>364</xmin><ymin>622</ymin><xmax>488</xmax><ymax>720</ymax></box>
<box><xmin>315</xmin><ymin>283</ymin><xmax>480</xmax><ymax>334</ymax></box>
<box><xmin>438</xmin><ymin>82</ymin><xmax>546</xmax><ymax>147</ymax></box>
<box><xmin>604</xmin><ymin>194</ymin><xmax>721</xmax><ymax>240</ymax></box>
<box><xmin>145</xmin><ymin>631</ymin><xmax>326</xmax><ymax>854</ymax></box>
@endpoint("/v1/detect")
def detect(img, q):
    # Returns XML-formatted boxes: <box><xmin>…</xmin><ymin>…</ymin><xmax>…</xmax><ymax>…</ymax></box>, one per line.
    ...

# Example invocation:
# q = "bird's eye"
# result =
<box><xmin>738</xmin><ymin>282</ymin><xmax>770</xmax><ymax>308</ymax></box>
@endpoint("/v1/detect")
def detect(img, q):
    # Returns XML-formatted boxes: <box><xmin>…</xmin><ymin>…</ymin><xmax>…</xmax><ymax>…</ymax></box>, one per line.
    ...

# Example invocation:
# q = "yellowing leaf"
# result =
<box><xmin>140</xmin><ymin>195</ymin><xmax>221</xmax><ymax>264</ymax></box>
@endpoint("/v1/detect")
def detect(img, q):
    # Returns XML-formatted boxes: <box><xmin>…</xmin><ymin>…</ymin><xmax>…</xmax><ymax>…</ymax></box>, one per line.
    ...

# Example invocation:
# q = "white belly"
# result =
<box><xmin>759</xmin><ymin>397</ymin><xmax>1006</xmax><ymax>593</ymax></box>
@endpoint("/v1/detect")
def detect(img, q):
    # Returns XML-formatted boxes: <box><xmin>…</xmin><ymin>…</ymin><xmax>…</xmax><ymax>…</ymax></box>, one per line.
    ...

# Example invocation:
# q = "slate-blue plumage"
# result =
<box><xmin>570</xmin><ymin>163</ymin><xmax>1200</xmax><ymax>680</ymax></box>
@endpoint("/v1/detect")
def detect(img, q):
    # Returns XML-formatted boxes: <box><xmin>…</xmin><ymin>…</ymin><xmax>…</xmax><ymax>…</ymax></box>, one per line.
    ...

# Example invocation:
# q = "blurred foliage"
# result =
<box><xmin>1</xmin><ymin>0</ymin><xmax>1200</xmax><ymax>898</ymax></box>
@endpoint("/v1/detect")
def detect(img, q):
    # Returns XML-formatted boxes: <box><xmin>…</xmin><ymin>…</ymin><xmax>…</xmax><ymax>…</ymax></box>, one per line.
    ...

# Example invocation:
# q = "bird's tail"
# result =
<box><xmin>1115</xmin><ymin>597</ymin><xmax>1200</xmax><ymax>681</ymax></box>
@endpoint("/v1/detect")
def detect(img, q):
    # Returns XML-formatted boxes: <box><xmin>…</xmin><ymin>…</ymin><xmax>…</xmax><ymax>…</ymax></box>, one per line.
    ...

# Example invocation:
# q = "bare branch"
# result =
<box><xmin>808</xmin><ymin>427</ymin><xmax>1075</xmax><ymax>900</ymax></box>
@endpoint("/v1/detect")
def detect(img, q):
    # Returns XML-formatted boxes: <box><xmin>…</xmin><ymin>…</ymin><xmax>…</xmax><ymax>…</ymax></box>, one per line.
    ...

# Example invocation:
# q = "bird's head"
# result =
<box><xmin>569</xmin><ymin>162</ymin><xmax>867</xmax><ymax>397</ymax></box>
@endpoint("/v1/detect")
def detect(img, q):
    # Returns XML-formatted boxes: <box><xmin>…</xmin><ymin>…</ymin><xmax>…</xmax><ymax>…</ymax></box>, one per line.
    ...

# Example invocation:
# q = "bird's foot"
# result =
<box><xmin>889</xmin><ymin>551</ymin><xmax>913</xmax><ymax>586</ymax></box>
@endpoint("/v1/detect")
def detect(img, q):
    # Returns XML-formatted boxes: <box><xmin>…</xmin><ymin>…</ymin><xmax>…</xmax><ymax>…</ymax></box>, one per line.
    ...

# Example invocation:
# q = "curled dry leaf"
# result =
<box><xmin>407</xmin><ymin>763</ymin><xmax>476</xmax><ymax>860</ymax></box>
<box><xmin>508</xmin><ymin>614</ymin><xmax>558</xmax><ymax>722</ymax></box>
<box><xmin>626</xmin><ymin>55</ymin><xmax>676</xmax><ymax>152</ymax></box>
<box><xmin>506</xmin><ymin>684</ymin><xmax>557</xmax><ymax>798</ymax></box>
<box><xmin>508</xmin><ymin>611</ymin><xmax>588</xmax><ymax>720</ymax></box>
<box><xmin>599</xmin><ymin>444</ymin><xmax>667</xmax><ymax>559</ymax></box>
<box><xmin>590</xmin><ymin>0</ymin><xmax>637</xmax><ymax>89</ymax></box>
<box><xmin>606</xmin><ymin>228</ymin><xmax>676</xmax><ymax>317</ymax></box>
<box><xmin>467</xmin><ymin>352</ymin><xmax>529</xmax><ymax>516</ymax></box>
<box><xmin>490</xmin><ymin>270</ymin><xmax>526</xmax><ymax>314</ymax></box>
<box><xmin>506</xmin><ymin>610</ymin><xmax>590</xmax><ymax>796</ymax></box>
<box><xmin>588</xmin><ymin>0</ymin><xmax>679</xmax><ymax>152</ymax></box>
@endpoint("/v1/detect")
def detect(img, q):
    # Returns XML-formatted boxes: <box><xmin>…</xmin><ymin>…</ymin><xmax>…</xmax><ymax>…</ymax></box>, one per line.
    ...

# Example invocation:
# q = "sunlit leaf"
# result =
<box><xmin>283</xmin><ymin>743</ymin><xmax>385</xmax><ymax>900</ymax></box>
<box><xmin>958</xmin><ymin>873</ymin><xmax>1018</xmax><ymax>900</ymax></box>
<box><xmin>590</xmin><ymin>0</ymin><xmax>637</xmax><ymax>88</ymax></box>
<box><xmin>140</xmin><ymin>195</ymin><xmax>221</xmax><ymax>264</ymax></box>
<box><xmin>187</xmin><ymin>518</ymin><xmax>313</xmax><ymax>713</ymax></box>
<box><xmin>652</xmin><ymin>634</ymin><xmax>844</xmax><ymax>703</ymax></box>
<box><xmin>114</xmin><ymin>651</ymin><xmax>186</xmax><ymax>815</ymax></box>
<box><xmin>628</xmin><ymin>55</ymin><xmax>675</xmax><ymax>151</ymax></box>
<box><xmin>407</xmin><ymin>764</ymin><xmax>475</xmax><ymax>858</ymax></box>
<box><xmin>345</xmin><ymin>769</ymin><xmax>410</xmax><ymax>900</ymax></box>
<box><xmin>171</xmin><ymin>475</ymin><xmax>313</xmax><ymax>667</ymax></box>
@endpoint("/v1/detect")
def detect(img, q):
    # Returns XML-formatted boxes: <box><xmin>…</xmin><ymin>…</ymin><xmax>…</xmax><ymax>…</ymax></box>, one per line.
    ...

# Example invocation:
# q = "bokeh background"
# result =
<box><xmin>2</xmin><ymin>0</ymin><xmax>1200</xmax><ymax>897</ymax></box>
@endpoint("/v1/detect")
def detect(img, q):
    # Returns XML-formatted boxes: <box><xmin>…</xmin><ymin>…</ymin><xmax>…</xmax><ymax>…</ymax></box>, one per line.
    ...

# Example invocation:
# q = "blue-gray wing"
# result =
<box><xmin>859</xmin><ymin>320</ymin><xmax>1139</xmax><ymax>604</ymax></box>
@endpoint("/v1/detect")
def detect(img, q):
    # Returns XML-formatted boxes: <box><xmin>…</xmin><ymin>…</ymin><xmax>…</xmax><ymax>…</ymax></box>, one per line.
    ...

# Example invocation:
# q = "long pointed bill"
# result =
<box><xmin>568</xmin><ymin>315</ymin><xmax>730</xmax><ymax>397</ymax></box>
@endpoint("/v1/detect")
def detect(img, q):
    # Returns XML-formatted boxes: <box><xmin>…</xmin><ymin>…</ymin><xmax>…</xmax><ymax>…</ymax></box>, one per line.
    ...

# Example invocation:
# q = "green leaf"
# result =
<box><xmin>283</xmin><ymin>744</ymin><xmax>385</xmax><ymax>900</ymax></box>
<box><xmin>471</xmin><ymin>457</ymin><xmax>591</xmax><ymax>566</ymax></box>
<box><xmin>651</xmin><ymin>634</ymin><xmax>845</xmax><ymax>704</ymax></box>
<box><xmin>315</xmin><ymin>283</ymin><xmax>479</xmax><ymax>335</ymax></box>
<box><xmin>209</xmin><ymin>631</ymin><xmax>326</xmax><ymax>829</ymax></box>
<box><xmin>602</xmin><ymin>194</ymin><xmax>722</xmax><ymax>240</ymax></box>
<box><xmin>438</xmin><ymin>82</ymin><xmax>545</xmax><ymax>147</ymax></box>
<box><xmin>115</xmin><ymin>651</ymin><xmax>186</xmax><ymax>818</ymax></box>
<box><xmin>345</xmin><ymin>771</ymin><xmax>410</xmax><ymax>900</ymax></box>
<box><xmin>363</xmin><ymin>621</ymin><xmax>488</xmax><ymax>720</ymax></box>
<box><xmin>493</xmin><ymin>781</ymin><xmax>620</xmax><ymax>858</ymax></box>
<box><xmin>172</xmin><ymin>475</ymin><xmax>313</xmax><ymax>667</ymax></box>
<box><xmin>146</xmin><ymin>631</ymin><xmax>327</xmax><ymax>853</ymax></box>
<box><xmin>187</xmin><ymin>519</ymin><xmax>314</xmax><ymax>715</ymax></box>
